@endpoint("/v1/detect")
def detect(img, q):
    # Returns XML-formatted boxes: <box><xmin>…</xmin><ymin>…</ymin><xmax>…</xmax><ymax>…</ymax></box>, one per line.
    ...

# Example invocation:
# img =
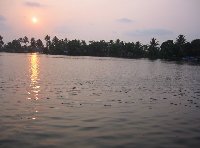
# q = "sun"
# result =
<box><xmin>31</xmin><ymin>17</ymin><xmax>38</xmax><ymax>24</ymax></box>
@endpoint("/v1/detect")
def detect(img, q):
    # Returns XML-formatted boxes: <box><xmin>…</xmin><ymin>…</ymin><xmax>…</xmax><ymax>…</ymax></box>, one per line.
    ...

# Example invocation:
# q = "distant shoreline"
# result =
<box><xmin>0</xmin><ymin>34</ymin><xmax>200</xmax><ymax>60</ymax></box>
<box><xmin>1</xmin><ymin>51</ymin><xmax>200</xmax><ymax>63</ymax></box>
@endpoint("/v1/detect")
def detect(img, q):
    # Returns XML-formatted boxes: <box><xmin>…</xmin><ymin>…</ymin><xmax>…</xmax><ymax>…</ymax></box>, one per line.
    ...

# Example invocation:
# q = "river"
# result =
<box><xmin>0</xmin><ymin>53</ymin><xmax>200</xmax><ymax>148</ymax></box>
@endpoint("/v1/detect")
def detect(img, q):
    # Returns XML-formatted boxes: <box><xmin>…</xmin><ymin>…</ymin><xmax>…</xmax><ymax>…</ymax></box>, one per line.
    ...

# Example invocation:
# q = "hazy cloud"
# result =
<box><xmin>126</xmin><ymin>29</ymin><xmax>173</xmax><ymax>36</ymax></box>
<box><xmin>116</xmin><ymin>18</ymin><xmax>134</xmax><ymax>23</ymax></box>
<box><xmin>54</xmin><ymin>25</ymin><xmax>72</xmax><ymax>34</ymax></box>
<box><xmin>0</xmin><ymin>15</ymin><xmax>9</xmax><ymax>31</ymax></box>
<box><xmin>0</xmin><ymin>15</ymin><xmax>6</xmax><ymax>22</ymax></box>
<box><xmin>24</xmin><ymin>1</ymin><xmax>44</xmax><ymax>8</ymax></box>
<box><xmin>0</xmin><ymin>23</ymin><xmax>10</xmax><ymax>31</ymax></box>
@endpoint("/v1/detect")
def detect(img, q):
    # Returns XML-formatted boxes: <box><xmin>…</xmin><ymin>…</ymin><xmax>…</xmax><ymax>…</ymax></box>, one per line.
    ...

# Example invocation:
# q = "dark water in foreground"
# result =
<box><xmin>0</xmin><ymin>53</ymin><xmax>200</xmax><ymax>148</ymax></box>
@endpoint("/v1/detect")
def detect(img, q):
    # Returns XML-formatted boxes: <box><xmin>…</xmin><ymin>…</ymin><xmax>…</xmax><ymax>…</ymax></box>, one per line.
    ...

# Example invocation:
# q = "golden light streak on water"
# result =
<box><xmin>28</xmin><ymin>53</ymin><xmax>40</xmax><ymax>100</ymax></box>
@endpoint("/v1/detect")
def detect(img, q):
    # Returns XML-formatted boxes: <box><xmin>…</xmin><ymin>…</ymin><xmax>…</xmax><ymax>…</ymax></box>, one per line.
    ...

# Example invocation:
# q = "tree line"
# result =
<box><xmin>0</xmin><ymin>35</ymin><xmax>200</xmax><ymax>60</ymax></box>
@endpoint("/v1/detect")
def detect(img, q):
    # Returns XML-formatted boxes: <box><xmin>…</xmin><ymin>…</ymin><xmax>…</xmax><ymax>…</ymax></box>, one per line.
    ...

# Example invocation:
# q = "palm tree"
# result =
<box><xmin>36</xmin><ymin>39</ymin><xmax>44</xmax><ymax>52</ymax></box>
<box><xmin>175</xmin><ymin>35</ymin><xmax>187</xmax><ymax>57</ymax></box>
<box><xmin>176</xmin><ymin>35</ymin><xmax>186</xmax><ymax>46</ymax></box>
<box><xmin>45</xmin><ymin>35</ymin><xmax>51</xmax><ymax>49</ymax></box>
<box><xmin>0</xmin><ymin>35</ymin><xmax>4</xmax><ymax>50</ymax></box>
<box><xmin>23</xmin><ymin>36</ymin><xmax>29</xmax><ymax>48</ymax></box>
<box><xmin>134</xmin><ymin>41</ymin><xmax>144</xmax><ymax>58</ymax></box>
<box><xmin>148</xmin><ymin>38</ymin><xmax>159</xmax><ymax>58</ymax></box>
<box><xmin>30</xmin><ymin>38</ymin><xmax>36</xmax><ymax>52</ymax></box>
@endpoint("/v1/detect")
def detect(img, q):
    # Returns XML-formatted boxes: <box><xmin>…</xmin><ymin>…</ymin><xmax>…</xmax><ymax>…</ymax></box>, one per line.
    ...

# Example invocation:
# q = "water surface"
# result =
<box><xmin>0</xmin><ymin>53</ymin><xmax>200</xmax><ymax>148</ymax></box>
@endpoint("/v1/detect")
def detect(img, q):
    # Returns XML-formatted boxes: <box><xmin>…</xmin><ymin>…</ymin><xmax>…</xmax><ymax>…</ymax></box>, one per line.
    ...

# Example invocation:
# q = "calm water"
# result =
<box><xmin>0</xmin><ymin>53</ymin><xmax>200</xmax><ymax>148</ymax></box>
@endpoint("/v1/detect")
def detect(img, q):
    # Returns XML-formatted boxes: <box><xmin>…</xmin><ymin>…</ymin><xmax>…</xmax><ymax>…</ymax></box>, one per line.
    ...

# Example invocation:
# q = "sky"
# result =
<box><xmin>0</xmin><ymin>0</ymin><xmax>200</xmax><ymax>44</ymax></box>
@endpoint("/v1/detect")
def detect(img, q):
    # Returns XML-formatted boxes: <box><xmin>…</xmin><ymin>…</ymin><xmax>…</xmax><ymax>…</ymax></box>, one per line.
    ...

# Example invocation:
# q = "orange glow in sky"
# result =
<box><xmin>31</xmin><ymin>17</ymin><xmax>38</xmax><ymax>24</ymax></box>
<box><xmin>0</xmin><ymin>0</ymin><xmax>199</xmax><ymax>43</ymax></box>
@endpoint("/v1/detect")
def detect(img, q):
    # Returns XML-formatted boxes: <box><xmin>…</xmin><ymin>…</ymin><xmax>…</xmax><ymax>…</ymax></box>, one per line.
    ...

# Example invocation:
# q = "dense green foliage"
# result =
<box><xmin>0</xmin><ymin>35</ymin><xmax>200</xmax><ymax>60</ymax></box>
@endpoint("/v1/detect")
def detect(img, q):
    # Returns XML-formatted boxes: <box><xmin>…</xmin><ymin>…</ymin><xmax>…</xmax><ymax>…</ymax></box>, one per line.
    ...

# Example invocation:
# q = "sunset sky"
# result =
<box><xmin>0</xmin><ymin>0</ymin><xmax>200</xmax><ymax>43</ymax></box>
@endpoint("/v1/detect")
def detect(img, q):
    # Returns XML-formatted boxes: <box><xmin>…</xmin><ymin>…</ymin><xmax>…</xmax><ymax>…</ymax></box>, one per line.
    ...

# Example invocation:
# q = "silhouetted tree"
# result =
<box><xmin>0</xmin><ymin>34</ymin><xmax>200</xmax><ymax>60</ymax></box>
<box><xmin>176</xmin><ymin>35</ymin><xmax>186</xmax><ymax>46</ymax></box>
<box><xmin>50</xmin><ymin>36</ymin><xmax>65</xmax><ymax>54</ymax></box>
<box><xmin>36</xmin><ymin>39</ymin><xmax>44</xmax><ymax>52</ymax></box>
<box><xmin>44</xmin><ymin>35</ymin><xmax>51</xmax><ymax>53</ymax></box>
<box><xmin>4</xmin><ymin>39</ymin><xmax>21</xmax><ymax>52</ymax></box>
<box><xmin>23</xmin><ymin>36</ymin><xmax>29</xmax><ymax>48</ymax></box>
<box><xmin>109</xmin><ymin>39</ymin><xmax>124</xmax><ymax>57</ymax></box>
<box><xmin>160</xmin><ymin>40</ymin><xmax>176</xmax><ymax>59</ymax></box>
<box><xmin>148</xmin><ymin>38</ymin><xmax>159</xmax><ymax>58</ymax></box>
<box><xmin>189</xmin><ymin>39</ymin><xmax>200</xmax><ymax>56</ymax></box>
<box><xmin>67</xmin><ymin>39</ymin><xmax>82</xmax><ymax>55</ymax></box>
<box><xmin>30</xmin><ymin>38</ymin><xmax>36</xmax><ymax>48</ymax></box>
<box><xmin>18</xmin><ymin>37</ymin><xmax>23</xmax><ymax>45</ymax></box>
<box><xmin>29</xmin><ymin>37</ymin><xmax>36</xmax><ymax>52</ymax></box>
<box><xmin>123</xmin><ymin>42</ymin><xmax>134</xmax><ymax>57</ymax></box>
<box><xmin>16</xmin><ymin>36</ymin><xmax>29</xmax><ymax>52</ymax></box>
<box><xmin>88</xmin><ymin>40</ymin><xmax>108</xmax><ymax>57</ymax></box>
<box><xmin>134</xmin><ymin>41</ymin><xmax>144</xmax><ymax>58</ymax></box>
<box><xmin>0</xmin><ymin>35</ymin><xmax>4</xmax><ymax>51</ymax></box>
<box><xmin>175</xmin><ymin>35</ymin><xmax>187</xmax><ymax>57</ymax></box>
<box><xmin>142</xmin><ymin>45</ymin><xmax>149</xmax><ymax>57</ymax></box>
<box><xmin>80</xmin><ymin>40</ymin><xmax>87</xmax><ymax>55</ymax></box>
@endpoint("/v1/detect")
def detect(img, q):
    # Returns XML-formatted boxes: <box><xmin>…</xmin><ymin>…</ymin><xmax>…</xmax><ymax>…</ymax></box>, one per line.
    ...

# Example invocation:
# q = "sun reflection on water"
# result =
<box><xmin>28</xmin><ymin>53</ymin><xmax>40</xmax><ymax>100</ymax></box>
